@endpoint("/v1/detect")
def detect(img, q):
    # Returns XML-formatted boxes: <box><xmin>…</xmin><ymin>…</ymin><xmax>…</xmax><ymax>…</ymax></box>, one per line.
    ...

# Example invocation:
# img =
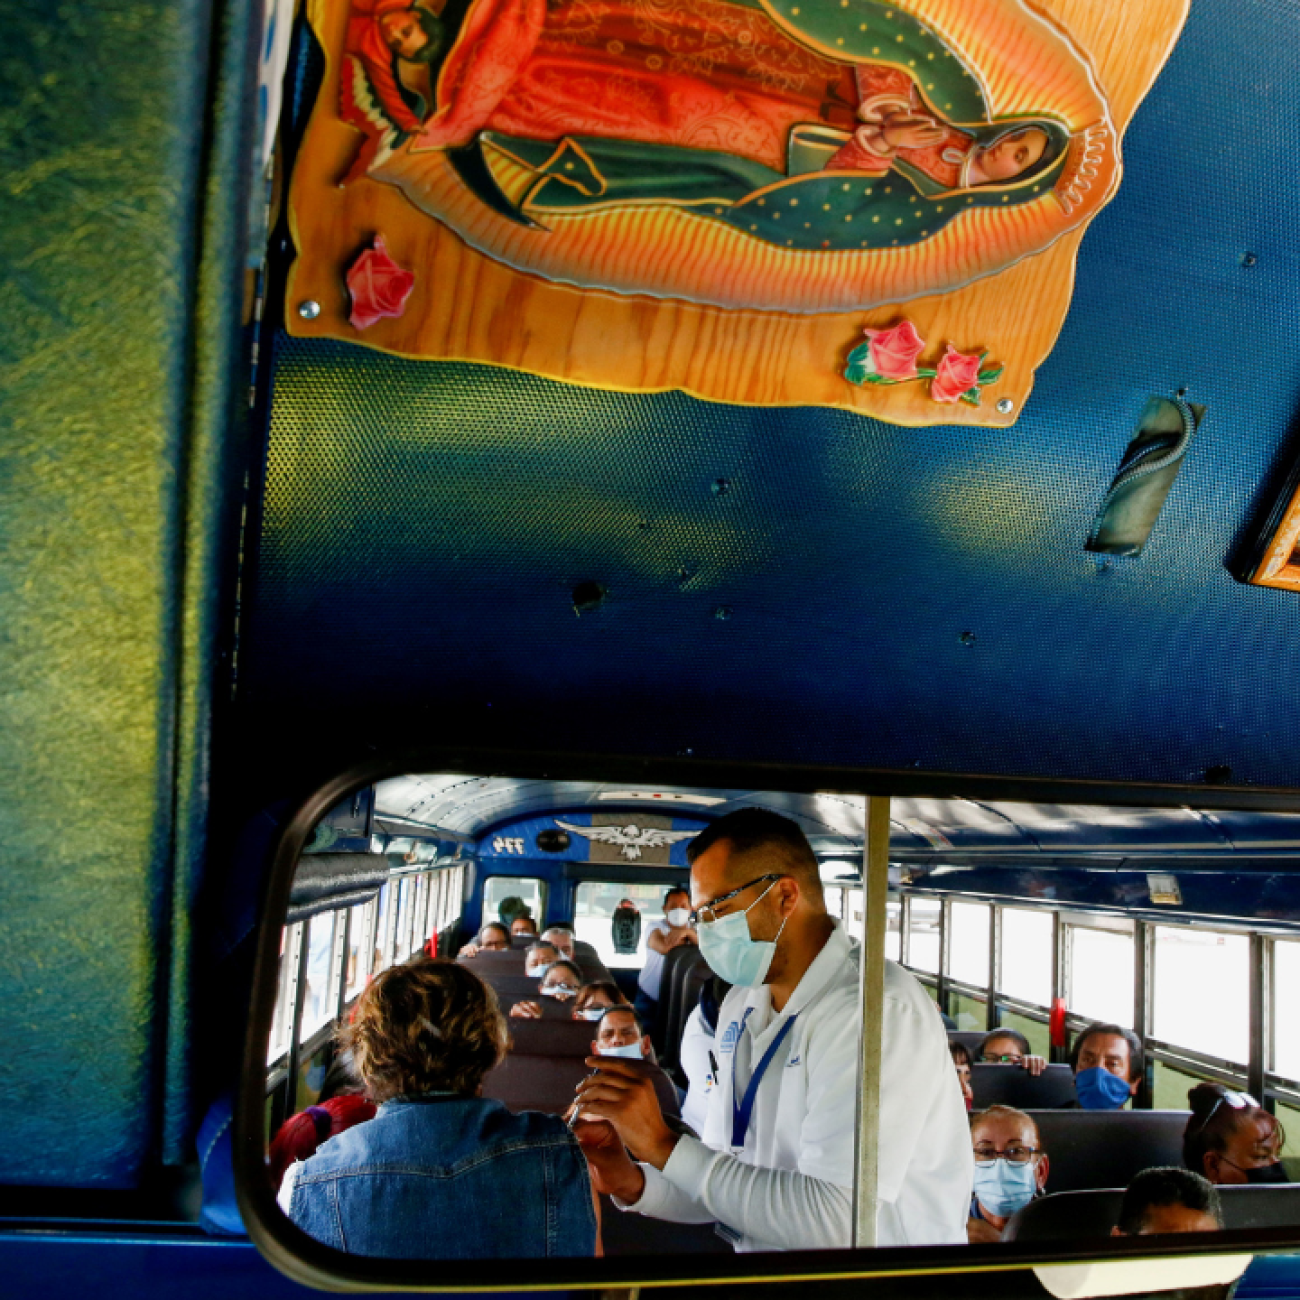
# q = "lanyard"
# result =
<box><xmin>730</xmin><ymin>1008</ymin><xmax>799</xmax><ymax>1150</ymax></box>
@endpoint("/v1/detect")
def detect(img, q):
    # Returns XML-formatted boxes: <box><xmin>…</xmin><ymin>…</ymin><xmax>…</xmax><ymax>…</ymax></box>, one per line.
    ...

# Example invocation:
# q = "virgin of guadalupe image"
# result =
<box><xmin>334</xmin><ymin>0</ymin><xmax>1118</xmax><ymax>312</ymax></box>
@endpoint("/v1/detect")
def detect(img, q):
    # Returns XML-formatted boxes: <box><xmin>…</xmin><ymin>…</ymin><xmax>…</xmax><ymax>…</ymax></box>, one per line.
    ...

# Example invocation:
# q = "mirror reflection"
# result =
<box><xmin>261</xmin><ymin>776</ymin><xmax>1300</xmax><ymax>1266</ymax></box>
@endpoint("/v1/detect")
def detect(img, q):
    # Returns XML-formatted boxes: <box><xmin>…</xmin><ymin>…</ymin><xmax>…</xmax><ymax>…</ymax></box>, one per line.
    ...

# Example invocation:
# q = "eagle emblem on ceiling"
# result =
<box><xmin>553</xmin><ymin>819</ymin><xmax>699</xmax><ymax>861</ymax></box>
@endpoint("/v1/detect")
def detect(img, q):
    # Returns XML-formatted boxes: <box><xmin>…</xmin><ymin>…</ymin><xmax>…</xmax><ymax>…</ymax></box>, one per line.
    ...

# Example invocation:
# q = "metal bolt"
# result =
<box><xmin>714</xmin><ymin>606</ymin><xmax>733</xmax><ymax>621</ymax></box>
<box><xmin>1240</xmin><ymin>252</ymin><xmax>1258</xmax><ymax>267</ymax></box>
<box><xmin>958</xmin><ymin>630</ymin><xmax>976</xmax><ymax>648</ymax></box>
<box><xmin>996</xmin><ymin>397</ymin><xmax>1014</xmax><ymax>415</ymax></box>
<box><xmin>711</xmin><ymin>478</ymin><xmax>731</xmax><ymax>496</ymax></box>
<box><xmin>297</xmin><ymin>300</ymin><xmax>321</xmax><ymax>320</ymax></box>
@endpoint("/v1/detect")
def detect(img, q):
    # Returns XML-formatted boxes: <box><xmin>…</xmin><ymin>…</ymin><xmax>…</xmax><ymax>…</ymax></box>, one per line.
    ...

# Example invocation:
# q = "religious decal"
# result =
<box><xmin>289</xmin><ymin>0</ymin><xmax>1189</xmax><ymax>423</ymax></box>
<box><xmin>844</xmin><ymin>318</ymin><xmax>1003</xmax><ymax>406</ymax></box>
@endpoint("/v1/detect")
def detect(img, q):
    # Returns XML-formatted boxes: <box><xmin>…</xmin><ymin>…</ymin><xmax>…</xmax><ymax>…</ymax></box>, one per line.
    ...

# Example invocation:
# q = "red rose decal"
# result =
<box><xmin>864</xmin><ymin>319</ymin><xmax>925</xmax><ymax>381</ymax></box>
<box><xmin>346</xmin><ymin>235</ymin><xmax>415</xmax><ymax>330</ymax></box>
<box><xmin>930</xmin><ymin>345</ymin><xmax>983</xmax><ymax>404</ymax></box>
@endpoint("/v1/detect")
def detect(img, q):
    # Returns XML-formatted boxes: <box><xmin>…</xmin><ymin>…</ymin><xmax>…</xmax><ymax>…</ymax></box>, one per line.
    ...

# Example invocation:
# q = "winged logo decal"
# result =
<box><xmin>553</xmin><ymin>819</ymin><xmax>700</xmax><ymax>861</ymax></box>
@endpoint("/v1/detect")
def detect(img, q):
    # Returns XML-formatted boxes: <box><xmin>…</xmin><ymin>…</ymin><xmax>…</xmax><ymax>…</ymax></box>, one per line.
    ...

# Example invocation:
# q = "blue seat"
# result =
<box><xmin>971</xmin><ymin>1062</ymin><xmax>1077</xmax><ymax>1109</ymax></box>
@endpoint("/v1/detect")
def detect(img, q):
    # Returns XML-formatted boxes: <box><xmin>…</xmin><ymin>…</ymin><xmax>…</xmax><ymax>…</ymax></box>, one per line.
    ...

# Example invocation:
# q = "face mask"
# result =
<box><xmin>598</xmin><ymin>1042</ymin><xmax>644</xmax><ymax>1059</ymax></box>
<box><xmin>973</xmin><ymin>1159</ymin><xmax>1038</xmax><ymax>1219</ymax></box>
<box><xmin>695</xmin><ymin>880</ymin><xmax>786</xmax><ymax>988</ymax></box>
<box><xmin>665</xmin><ymin>908</ymin><xmax>690</xmax><ymax>928</ymax></box>
<box><xmin>529</xmin><ymin>962</ymin><xmax>553</xmax><ymax>978</ymax></box>
<box><xmin>542</xmin><ymin>983</ymin><xmax>576</xmax><ymax>998</ymax></box>
<box><xmin>1243</xmin><ymin>1161</ymin><xmax>1289</xmax><ymax>1185</ymax></box>
<box><xmin>1074</xmin><ymin>1065</ymin><xmax>1132</xmax><ymax>1110</ymax></box>
<box><xmin>580</xmin><ymin>1007</ymin><xmax>607</xmax><ymax>1021</ymax></box>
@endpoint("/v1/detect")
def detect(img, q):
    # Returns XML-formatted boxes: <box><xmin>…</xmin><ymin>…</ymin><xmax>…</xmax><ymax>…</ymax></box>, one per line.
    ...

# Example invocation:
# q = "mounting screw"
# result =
<box><xmin>1240</xmin><ymin>251</ymin><xmax>1258</xmax><ymax>267</ymax></box>
<box><xmin>711</xmin><ymin>478</ymin><xmax>731</xmax><ymax>496</ymax></box>
<box><xmin>714</xmin><ymin>606</ymin><xmax>733</xmax><ymax>621</ymax></box>
<box><xmin>996</xmin><ymin>397</ymin><xmax>1014</xmax><ymax>415</ymax></box>
<box><xmin>297</xmin><ymin>300</ymin><xmax>321</xmax><ymax>320</ymax></box>
<box><xmin>958</xmin><ymin>630</ymin><xmax>976</xmax><ymax>648</ymax></box>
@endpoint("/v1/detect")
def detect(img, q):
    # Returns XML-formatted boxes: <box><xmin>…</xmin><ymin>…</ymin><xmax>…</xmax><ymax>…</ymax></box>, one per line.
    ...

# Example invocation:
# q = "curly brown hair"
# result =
<box><xmin>340</xmin><ymin>958</ymin><xmax>508</xmax><ymax>1103</ymax></box>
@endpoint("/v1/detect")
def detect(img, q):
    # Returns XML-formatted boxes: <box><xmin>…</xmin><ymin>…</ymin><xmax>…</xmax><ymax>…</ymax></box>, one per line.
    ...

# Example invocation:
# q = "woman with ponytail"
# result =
<box><xmin>1183</xmin><ymin>1083</ymin><xmax>1288</xmax><ymax>1185</ymax></box>
<box><xmin>269</xmin><ymin>1095</ymin><xmax>377</xmax><ymax>1189</ymax></box>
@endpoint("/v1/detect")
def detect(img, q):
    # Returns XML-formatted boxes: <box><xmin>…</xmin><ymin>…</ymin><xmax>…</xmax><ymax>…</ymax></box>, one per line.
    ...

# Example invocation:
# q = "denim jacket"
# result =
<box><xmin>285</xmin><ymin>1094</ymin><xmax>596</xmax><ymax>1258</ymax></box>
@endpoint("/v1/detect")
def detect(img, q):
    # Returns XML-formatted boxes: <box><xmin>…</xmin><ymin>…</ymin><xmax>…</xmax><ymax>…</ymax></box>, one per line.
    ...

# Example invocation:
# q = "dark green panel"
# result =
<box><xmin>0</xmin><ymin>0</ymin><xmax>234</xmax><ymax>1184</ymax></box>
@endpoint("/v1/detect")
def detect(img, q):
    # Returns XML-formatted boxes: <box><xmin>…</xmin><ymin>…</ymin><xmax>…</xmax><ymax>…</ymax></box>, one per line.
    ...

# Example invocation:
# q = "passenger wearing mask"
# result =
<box><xmin>967</xmin><ymin>1105</ymin><xmax>1049</xmax><ymax>1243</ymax></box>
<box><xmin>573</xmin><ymin>980</ymin><xmax>627</xmax><ymax>1022</ymax></box>
<box><xmin>594</xmin><ymin>1006</ymin><xmax>653</xmax><ymax>1060</ymax></box>
<box><xmin>524</xmin><ymin>941</ymin><xmax>562</xmax><ymax>976</ymax></box>
<box><xmin>542</xmin><ymin>925</ymin><xmax>577</xmax><ymax>962</ymax></box>
<box><xmin>1113</xmin><ymin>1167</ymin><xmax>1223</xmax><ymax>1235</ymax></box>
<box><xmin>512</xmin><ymin>915</ymin><xmax>540</xmax><ymax>939</ymax></box>
<box><xmin>634</xmin><ymin>887</ymin><xmax>698</xmax><ymax>1027</ymax></box>
<box><xmin>457</xmin><ymin>921</ymin><xmax>511</xmax><ymax>959</ymax></box>
<box><xmin>511</xmin><ymin>959</ymin><xmax>584</xmax><ymax>1018</ymax></box>
<box><xmin>978</xmin><ymin>1028</ymin><xmax>1047</xmax><ymax>1077</ymax></box>
<box><xmin>572</xmin><ymin>808</ymin><xmax>971</xmax><ymax>1250</ymax></box>
<box><xmin>950</xmin><ymin>1040</ymin><xmax>974</xmax><ymax>1112</ymax></box>
<box><xmin>1067</xmin><ymin>1022</ymin><xmax>1143</xmax><ymax>1110</ymax></box>
<box><xmin>278</xmin><ymin>958</ymin><xmax>597</xmax><ymax>1258</ymax></box>
<box><xmin>1183</xmin><ymin>1083</ymin><xmax>1289</xmax><ymax>1185</ymax></box>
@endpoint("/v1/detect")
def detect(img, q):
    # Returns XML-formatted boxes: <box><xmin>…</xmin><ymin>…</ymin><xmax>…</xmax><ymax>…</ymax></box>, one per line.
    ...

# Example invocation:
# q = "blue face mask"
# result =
<box><xmin>973</xmin><ymin>1159</ymin><xmax>1039</xmax><ymax>1219</ymax></box>
<box><xmin>696</xmin><ymin>880</ymin><xmax>787</xmax><ymax>988</ymax></box>
<box><xmin>1075</xmin><ymin>1065</ymin><xmax>1133</xmax><ymax>1110</ymax></box>
<box><xmin>530</xmin><ymin>962</ymin><xmax>553</xmax><ymax>978</ymax></box>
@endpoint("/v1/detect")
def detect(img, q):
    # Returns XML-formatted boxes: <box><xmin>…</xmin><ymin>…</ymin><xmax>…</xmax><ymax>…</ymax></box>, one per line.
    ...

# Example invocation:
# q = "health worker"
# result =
<box><xmin>572</xmin><ymin>808</ymin><xmax>972</xmax><ymax>1250</ymax></box>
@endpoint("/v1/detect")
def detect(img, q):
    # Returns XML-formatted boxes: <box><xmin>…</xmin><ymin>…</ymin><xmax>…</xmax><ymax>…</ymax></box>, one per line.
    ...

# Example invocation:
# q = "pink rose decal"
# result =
<box><xmin>845</xmin><ymin>318</ymin><xmax>925</xmax><ymax>385</ymax></box>
<box><xmin>865</xmin><ymin>319</ymin><xmax>926</xmax><ymax>381</ymax></box>
<box><xmin>346</xmin><ymin>235</ymin><xmax>415</xmax><ymax>331</ymax></box>
<box><xmin>930</xmin><ymin>345</ymin><xmax>984</xmax><ymax>404</ymax></box>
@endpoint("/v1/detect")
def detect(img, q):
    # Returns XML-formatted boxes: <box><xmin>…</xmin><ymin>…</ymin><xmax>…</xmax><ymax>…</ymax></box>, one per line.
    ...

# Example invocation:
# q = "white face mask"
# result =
<box><xmin>598</xmin><ymin>1042</ymin><xmax>644</xmax><ymax>1060</ymax></box>
<box><xmin>529</xmin><ymin>961</ymin><xmax>553</xmax><ymax>978</ymax></box>
<box><xmin>665</xmin><ymin>907</ymin><xmax>690</xmax><ymax>928</ymax></box>
<box><xmin>542</xmin><ymin>982</ymin><xmax>577</xmax><ymax>998</ymax></box>
<box><xmin>580</xmin><ymin>1007</ymin><xmax>608</xmax><ymax>1021</ymax></box>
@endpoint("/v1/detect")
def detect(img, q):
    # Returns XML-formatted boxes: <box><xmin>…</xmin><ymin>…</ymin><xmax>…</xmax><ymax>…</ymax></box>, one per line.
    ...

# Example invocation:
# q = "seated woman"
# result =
<box><xmin>572</xmin><ymin>979</ymin><xmax>626</xmax><ymax>1022</ymax></box>
<box><xmin>278</xmin><ymin>958</ymin><xmax>598</xmax><ymax>1258</ymax></box>
<box><xmin>1183</xmin><ymin>1083</ymin><xmax>1289</xmax><ymax>1185</ymax></box>
<box><xmin>510</xmin><ymin>958</ymin><xmax>585</xmax><ymax>1018</ymax></box>
<box><xmin>269</xmin><ymin>1095</ymin><xmax>376</xmax><ymax>1190</ymax></box>
<box><xmin>978</xmin><ymin>1028</ymin><xmax>1047</xmax><ymax>1077</ymax></box>
<box><xmin>967</xmin><ymin>1105</ymin><xmax>1050</xmax><ymax>1243</ymax></box>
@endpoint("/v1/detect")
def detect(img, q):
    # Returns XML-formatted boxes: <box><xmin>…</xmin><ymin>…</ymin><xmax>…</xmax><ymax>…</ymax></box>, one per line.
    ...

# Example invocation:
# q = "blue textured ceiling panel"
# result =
<box><xmin>242</xmin><ymin>0</ymin><xmax>1300</xmax><ymax>791</ymax></box>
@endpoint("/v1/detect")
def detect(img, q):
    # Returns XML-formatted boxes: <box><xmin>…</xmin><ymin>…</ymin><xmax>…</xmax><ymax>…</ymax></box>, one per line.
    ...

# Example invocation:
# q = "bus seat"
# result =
<box><xmin>657</xmin><ymin>945</ymin><xmax>707</xmax><ymax>1048</ymax></box>
<box><xmin>948</xmin><ymin>1031</ymin><xmax>987</xmax><ymax>1055</ymax></box>
<box><xmin>660</xmin><ymin>958</ymin><xmax>711</xmax><ymax>1078</ymax></box>
<box><xmin>971</xmin><ymin>1063</ymin><xmax>1076</xmax><ymax>1109</ymax></box>
<box><xmin>1023</xmin><ymin>1110</ymin><xmax>1190</xmax><ymax>1194</ymax></box>
<box><xmin>572</xmin><ymin>938</ymin><xmax>602</xmax><ymax>965</ymax></box>
<box><xmin>483</xmin><ymin>1053</ymin><xmax>682</xmax><ymax>1119</ymax></box>
<box><xmin>483</xmin><ymin>975</ymin><xmax>577</xmax><ymax>1018</ymax></box>
<box><xmin>459</xmin><ymin>949</ymin><xmax>529</xmax><ymax>974</ymax></box>
<box><xmin>506</xmin><ymin>1019</ymin><xmax>599</xmax><ymax>1056</ymax></box>
<box><xmin>1004</xmin><ymin>1183</ymin><xmax>1300</xmax><ymax>1241</ymax></box>
<box><xmin>598</xmin><ymin>1196</ymin><xmax>732</xmax><ymax>1255</ymax></box>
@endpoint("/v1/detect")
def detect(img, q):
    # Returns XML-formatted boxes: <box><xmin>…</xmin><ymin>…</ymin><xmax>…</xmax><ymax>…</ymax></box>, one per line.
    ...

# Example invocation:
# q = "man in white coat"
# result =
<box><xmin>574</xmin><ymin>808</ymin><xmax>972</xmax><ymax>1251</ymax></box>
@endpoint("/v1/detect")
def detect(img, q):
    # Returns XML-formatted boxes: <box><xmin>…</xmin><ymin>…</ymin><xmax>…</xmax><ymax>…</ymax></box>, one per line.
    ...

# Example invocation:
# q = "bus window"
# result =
<box><xmin>1152</xmin><ymin>926</ymin><xmax>1249</xmax><ymax>1064</ymax></box>
<box><xmin>908</xmin><ymin>897</ymin><xmax>941</xmax><ymax>973</ymax></box>
<box><xmin>267</xmin><ymin>922</ymin><xmax>301</xmax><ymax>1065</ymax></box>
<box><xmin>1065</xmin><ymin>920</ymin><xmax>1133</xmax><ymax>1025</ymax></box>
<box><xmin>1275</xmin><ymin>939</ymin><xmax>1300</xmax><ymax>1082</ymax></box>
<box><xmin>574</xmin><ymin>880</ymin><xmax>669</xmax><ymax>969</ymax></box>
<box><xmin>344</xmin><ymin>901</ymin><xmax>372</xmax><ymax>1001</ymax></box>
<box><xmin>300</xmin><ymin>911</ymin><xmax>338</xmax><ymax>1040</ymax></box>
<box><xmin>999</xmin><ymin>907</ymin><xmax>1053</xmax><ymax>1005</ymax></box>
<box><xmin>948</xmin><ymin>901</ymin><xmax>990</xmax><ymax>986</ymax></box>
<box><xmin>482</xmin><ymin>874</ymin><xmax>546</xmax><ymax>930</ymax></box>
<box><xmin>885</xmin><ymin>897</ymin><xmax>901</xmax><ymax>962</ymax></box>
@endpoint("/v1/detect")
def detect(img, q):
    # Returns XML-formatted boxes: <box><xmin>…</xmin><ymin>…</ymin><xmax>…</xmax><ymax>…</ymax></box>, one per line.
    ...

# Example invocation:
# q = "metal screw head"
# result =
<box><xmin>1240</xmin><ymin>251</ymin><xmax>1258</xmax><ymax>267</ymax></box>
<box><xmin>996</xmin><ymin>397</ymin><xmax>1014</xmax><ymax>415</ymax></box>
<box><xmin>711</xmin><ymin>478</ymin><xmax>731</xmax><ymax>496</ymax></box>
<box><xmin>297</xmin><ymin>300</ymin><xmax>321</xmax><ymax>320</ymax></box>
<box><xmin>714</xmin><ymin>606</ymin><xmax>733</xmax><ymax>621</ymax></box>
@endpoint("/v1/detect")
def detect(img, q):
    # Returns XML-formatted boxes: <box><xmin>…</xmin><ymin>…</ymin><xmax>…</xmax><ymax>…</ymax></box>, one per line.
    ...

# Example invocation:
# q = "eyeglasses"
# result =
<box><xmin>1188</xmin><ymin>1090</ymin><xmax>1258</xmax><ymax>1136</ymax></box>
<box><xmin>690</xmin><ymin>873</ymin><xmax>782</xmax><ymax>926</ymax></box>
<box><xmin>973</xmin><ymin>1145</ymin><xmax>1040</xmax><ymax>1166</ymax></box>
<box><xmin>980</xmin><ymin>1053</ymin><xmax>1024</xmax><ymax>1064</ymax></box>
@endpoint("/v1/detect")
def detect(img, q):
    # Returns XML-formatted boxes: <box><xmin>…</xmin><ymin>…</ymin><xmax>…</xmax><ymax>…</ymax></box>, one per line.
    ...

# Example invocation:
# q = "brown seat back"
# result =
<box><xmin>483</xmin><ymin>1053</ymin><xmax>681</xmax><ymax>1120</ymax></box>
